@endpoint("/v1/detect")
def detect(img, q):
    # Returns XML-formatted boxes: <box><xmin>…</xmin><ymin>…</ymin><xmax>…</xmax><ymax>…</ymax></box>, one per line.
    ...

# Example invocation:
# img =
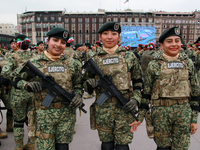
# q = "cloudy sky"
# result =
<box><xmin>0</xmin><ymin>0</ymin><xmax>199</xmax><ymax>26</ymax></box>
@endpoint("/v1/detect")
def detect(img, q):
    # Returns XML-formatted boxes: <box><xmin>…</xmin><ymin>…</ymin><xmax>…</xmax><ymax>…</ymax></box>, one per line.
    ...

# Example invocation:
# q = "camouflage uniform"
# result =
<box><xmin>84</xmin><ymin>46</ymin><xmax>142</xmax><ymax>145</ymax></box>
<box><xmin>1</xmin><ymin>50</ymin><xmax>34</xmax><ymax>149</ymax></box>
<box><xmin>195</xmin><ymin>51</ymin><xmax>200</xmax><ymax>83</ymax></box>
<box><xmin>186</xmin><ymin>47</ymin><xmax>195</xmax><ymax>61</ymax></box>
<box><xmin>65</xmin><ymin>47</ymin><xmax>82</xmax><ymax>68</ymax></box>
<box><xmin>17</xmin><ymin>52</ymin><xmax>83</xmax><ymax>150</ymax></box>
<box><xmin>138</xmin><ymin>52</ymin><xmax>199</xmax><ymax>149</ymax></box>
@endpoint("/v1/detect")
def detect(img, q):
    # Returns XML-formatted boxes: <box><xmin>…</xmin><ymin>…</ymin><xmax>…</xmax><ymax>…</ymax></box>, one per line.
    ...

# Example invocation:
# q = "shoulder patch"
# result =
<box><xmin>2</xmin><ymin>65</ymin><xmax>10</xmax><ymax>72</ymax></box>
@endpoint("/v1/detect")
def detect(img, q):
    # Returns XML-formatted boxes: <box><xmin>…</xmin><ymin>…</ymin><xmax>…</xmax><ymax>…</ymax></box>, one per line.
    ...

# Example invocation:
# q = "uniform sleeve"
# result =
<box><xmin>126</xmin><ymin>52</ymin><xmax>143</xmax><ymax>105</ymax></box>
<box><xmin>138</xmin><ymin>61</ymin><xmax>158</xmax><ymax>122</ymax></box>
<box><xmin>71</xmin><ymin>59</ymin><xmax>83</xmax><ymax>96</ymax></box>
<box><xmin>1</xmin><ymin>56</ymin><xmax>16</xmax><ymax>80</ymax></box>
<box><xmin>188</xmin><ymin>59</ymin><xmax>199</xmax><ymax>123</ymax></box>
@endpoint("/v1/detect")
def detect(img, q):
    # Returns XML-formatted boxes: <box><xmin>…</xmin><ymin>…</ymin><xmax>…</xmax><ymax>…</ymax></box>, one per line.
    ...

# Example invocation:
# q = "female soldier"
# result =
<box><xmin>84</xmin><ymin>22</ymin><xmax>142</xmax><ymax>150</ymax></box>
<box><xmin>130</xmin><ymin>27</ymin><xmax>199</xmax><ymax>150</ymax></box>
<box><xmin>1</xmin><ymin>34</ymin><xmax>35</xmax><ymax>150</ymax></box>
<box><xmin>15</xmin><ymin>27</ymin><xmax>83</xmax><ymax>150</ymax></box>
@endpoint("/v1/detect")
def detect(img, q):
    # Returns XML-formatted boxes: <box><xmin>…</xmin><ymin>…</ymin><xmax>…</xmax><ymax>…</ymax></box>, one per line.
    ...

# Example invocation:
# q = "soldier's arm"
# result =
<box><xmin>127</xmin><ymin>52</ymin><xmax>142</xmax><ymax>105</ymax></box>
<box><xmin>1</xmin><ymin>56</ymin><xmax>16</xmax><ymax>80</ymax></box>
<box><xmin>188</xmin><ymin>59</ymin><xmax>199</xmax><ymax>123</ymax></box>
<box><xmin>71</xmin><ymin>58</ymin><xmax>83</xmax><ymax>96</ymax></box>
<box><xmin>138</xmin><ymin>61</ymin><xmax>157</xmax><ymax>122</ymax></box>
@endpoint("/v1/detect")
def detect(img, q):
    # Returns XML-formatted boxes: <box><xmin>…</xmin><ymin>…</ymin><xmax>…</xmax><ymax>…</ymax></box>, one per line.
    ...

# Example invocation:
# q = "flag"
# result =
<box><xmin>124</xmin><ymin>0</ymin><xmax>129</xmax><ymax>4</ymax></box>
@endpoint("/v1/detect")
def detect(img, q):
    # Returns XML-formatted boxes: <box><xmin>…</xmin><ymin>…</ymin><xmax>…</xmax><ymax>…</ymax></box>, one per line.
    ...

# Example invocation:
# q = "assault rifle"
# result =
<box><xmin>83</xmin><ymin>58</ymin><xmax>138</xmax><ymax>121</ymax></box>
<box><xmin>20</xmin><ymin>60</ymin><xmax>87</xmax><ymax>114</ymax></box>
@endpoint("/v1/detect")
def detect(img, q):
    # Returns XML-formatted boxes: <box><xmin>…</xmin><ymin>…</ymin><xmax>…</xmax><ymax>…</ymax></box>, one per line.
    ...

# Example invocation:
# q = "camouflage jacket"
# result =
<box><xmin>17</xmin><ymin>52</ymin><xmax>83</xmax><ymax>103</ymax></box>
<box><xmin>83</xmin><ymin>46</ymin><xmax>142</xmax><ymax>104</ymax></box>
<box><xmin>138</xmin><ymin>52</ymin><xmax>199</xmax><ymax>123</ymax></box>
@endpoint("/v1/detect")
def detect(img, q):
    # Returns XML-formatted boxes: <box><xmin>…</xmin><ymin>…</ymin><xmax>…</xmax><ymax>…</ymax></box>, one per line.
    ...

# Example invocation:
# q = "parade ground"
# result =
<box><xmin>1</xmin><ymin>93</ymin><xmax>200</xmax><ymax>150</ymax></box>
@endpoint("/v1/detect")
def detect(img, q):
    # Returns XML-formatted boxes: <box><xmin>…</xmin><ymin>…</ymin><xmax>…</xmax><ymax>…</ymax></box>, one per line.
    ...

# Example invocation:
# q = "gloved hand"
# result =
<box><xmin>69</xmin><ymin>94</ymin><xmax>83</xmax><ymax>109</ymax></box>
<box><xmin>86</xmin><ymin>78</ymin><xmax>99</xmax><ymax>88</ymax></box>
<box><xmin>122</xmin><ymin>98</ymin><xmax>138</xmax><ymax>113</ymax></box>
<box><xmin>26</xmin><ymin>82</ymin><xmax>42</xmax><ymax>92</ymax></box>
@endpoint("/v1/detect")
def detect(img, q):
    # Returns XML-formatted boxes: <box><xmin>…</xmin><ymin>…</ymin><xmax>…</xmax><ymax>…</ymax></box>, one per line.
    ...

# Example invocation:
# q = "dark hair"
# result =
<box><xmin>20</xmin><ymin>40</ymin><xmax>30</xmax><ymax>50</ymax></box>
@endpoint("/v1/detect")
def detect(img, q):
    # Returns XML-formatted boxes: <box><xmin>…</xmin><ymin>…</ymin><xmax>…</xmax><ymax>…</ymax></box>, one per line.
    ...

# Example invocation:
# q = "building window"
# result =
<box><xmin>72</xmin><ymin>18</ymin><xmax>75</xmax><ymax>23</ymax></box>
<box><xmin>135</xmin><ymin>18</ymin><xmax>139</xmax><ymax>23</ymax></box>
<box><xmin>163</xmin><ymin>25</ymin><xmax>167</xmax><ymax>28</ymax></box>
<box><xmin>190</xmin><ymin>25</ymin><xmax>194</xmax><ymax>28</ymax></box>
<box><xmin>107</xmin><ymin>18</ymin><xmax>111</xmax><ymax>22</ymax></box>
<box><xmin>99</xmin><ymin>18</ymin><xmax>103</xmax><ymax>23</ymax></box>
<box><xmin>50</xmin><ymin>24</ymin><xmax>55</xmax><ymax>28</ymax></box>
<box><xmin>43</xmin><ymin>32</ymin><xmax>47</xmax><ymax>36</ymax></box>
<box><xmin>28</xmin><ymin>24</ymin><xmax>32</xmax><ymax>29</ymax></box>
<box><xmin>128</xmin><ymin>18</ymin><xmax>132</xmax><ymax>22</ymax></box>
<box><xmin>92</xmin><ymin>18</ymin><xmax>96</xmax><ymax>23</ymax></box>
<box><xmin>58</xmin><ymin>17</ymin><xmax>61</xmax><ymax>21</ymax></box>
<box><xmin>86</xmin><ymin>29</ymin><xmax>88</xmax><ymax>33</ymax></box>
<box><xmin>26</xmin><ymin>18</ymin><xmax>29</xmax><ymax>22</ymax></box>
<box><xmin>51</xmin><ymin>17</ymin><xmax>54</xmax><ymax>21</ymax></box>
<box><xmin>79</xmin><ymin>18</ymin><xmax>82</xmax><ymax>23</ymax></box>
<box><xmin>36</xmin><ymin>24</ymin><xmax>41</xmax><ymax>28</ymax></box>
<box><xmin>43</xmin><ymin>24</ymin><xmax>48</xmax><ymax>28</ymax></box>
<box><xmin>36</xmin><ymin>32</ymin><xmax>41</xmax><ymax>36</ymax></box>
<box><xmin>172</xmin><ymin>20</ymin><xmax>174</xmax><ymax>23</ymax></box>
<box><xmin>65</xmin><ymin>19</ymin><xmax>68</xmax><ymax>23</ymax></box>
<box><xmin>65</xmin><ymin>24</ymin><xmax>68</xmax><ymax>28</ymax></box>
<box><xmin>121</xmin><ymin>18</ymin><xmax>125</xmax><ymax>22</ymax></box>
<box><xmin>79</xmin><ymin>30</ymin><xmax>81</xmax><ymax>33</ymax></box>
<box><xmin>93</xmin><ymin>29</ymin><xmax>95</xmax><ymax>33</ymax></box>
<box><xmin>85</xmin><ymin>18</ymin><xmax>89</xmax><ymax>23</ymax></box>
<box><xmin>149</xmin><ymin>18</ymin><xmax>153</xmax><ymax>23</ymax></box>
<box><xmin>44</xmin><ymin>17</ymin><xmax>47</xmax><ymax>21</ymax></box>
<box><xmin>57</xmin><ymin>24</ymin><xmax>62</xmax><ymax>27</ymax></box>
<box><xmin>142</xmin><ymin>18</ymin><xmax>146</xmax><ymax>23</ymax></box>
<box><xmin>37</xmin><ymin>17</ymin><xmax>40</xmax><ymax>22</ymax></box>
<box><xmin>114</xmin><ymin>18</ymin><xmax>118</xmax><ymax>22</ymax></box>
<box><xmin>72</xmin><ymin>30</ymin><xmax>74</xmax><ymax>33</ymax></box>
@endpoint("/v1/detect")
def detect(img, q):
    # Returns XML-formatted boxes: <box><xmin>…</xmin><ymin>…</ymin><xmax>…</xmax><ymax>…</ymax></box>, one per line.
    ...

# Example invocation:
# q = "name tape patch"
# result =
<box><xmin>48</xmin><ymin>65</ymin><xmax>65</xmax><ymax>73</ymax></box>
<box><xmin>167</xmin><ymin>62</ymin><xmax>184</xmax><ymax>69</ymax></box>
<box><xmin>102</xmin><ymin>57</ymin><xmax>119</xmax><ymax>65</ymax></box>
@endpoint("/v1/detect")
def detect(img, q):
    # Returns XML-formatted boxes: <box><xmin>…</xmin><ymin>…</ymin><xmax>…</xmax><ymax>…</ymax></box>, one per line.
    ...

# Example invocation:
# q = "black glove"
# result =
<box><xmin>122</xmin><ymin>98</ymin><xmax>138</xmax><ymax>113</ymax></box>
<box><xmin>0</xmin><ymin>76</ymin><xmax>10</xmax><ymax>88</ymax></box>
<box><xmin>26</xmin><ymin>82</ymin><xmax>42</xmax><ymax>92</ymax></box>
<box><xmin>69</xmin><ymin>94</ymin><xmax>83</xmax><ymax>109</ymax></box>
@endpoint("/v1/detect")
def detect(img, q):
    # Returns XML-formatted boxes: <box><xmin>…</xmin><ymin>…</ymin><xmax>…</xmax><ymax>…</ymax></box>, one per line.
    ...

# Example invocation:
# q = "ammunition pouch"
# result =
<box><xmin>90</xmin><ymin>103</ymin><xmax>96</xmax><ymax>130</ymax></box>
<box><xmin>145</xmin><ymin>111</ymin><xmax>154</xmax><ymax>139</ymax></box>
<box><xmin>27</xmin><ymin>109</ymin><xmax>36</xmax><ymax>138</ymax></box>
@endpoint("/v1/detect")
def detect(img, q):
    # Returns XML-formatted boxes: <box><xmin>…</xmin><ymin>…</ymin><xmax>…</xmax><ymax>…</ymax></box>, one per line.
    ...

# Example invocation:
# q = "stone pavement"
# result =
<box><xmin>0</xmin><ymin>95</ymin><xmax>200</xmax><ymax>150</ymax></box>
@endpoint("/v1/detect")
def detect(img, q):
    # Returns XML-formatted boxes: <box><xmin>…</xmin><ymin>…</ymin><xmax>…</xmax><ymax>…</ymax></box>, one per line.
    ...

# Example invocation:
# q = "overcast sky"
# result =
<box><xmin>0</xmin><ymin>0</ymin><xmax>199</xmax><ymax>26</ymax></box>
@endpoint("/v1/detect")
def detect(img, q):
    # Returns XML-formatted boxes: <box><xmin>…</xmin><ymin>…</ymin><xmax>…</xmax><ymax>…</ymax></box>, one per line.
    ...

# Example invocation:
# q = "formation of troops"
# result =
<box><xmin>0</xmin><ymin>21</ymin><xmax>199</xmax><ymax>150</ymax></box>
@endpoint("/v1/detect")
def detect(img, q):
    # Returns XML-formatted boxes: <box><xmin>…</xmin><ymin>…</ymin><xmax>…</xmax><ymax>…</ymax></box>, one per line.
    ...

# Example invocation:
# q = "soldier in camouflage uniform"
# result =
<box><xmin>1</xmin><ymin>34</ymin><xmax>35</xmax><ymax>150</ymax></box>
<box><xmin>130</xmin><ymin>27</ymin><xmax>199</xmax><ymax>150</ymax></box>
<box><xmin>16</xmin><ymin>27</ymin><xmax>83</xmax><ymax>150</ymax></box>
<box><xmin>84</xmin><ymin>22</ymin><xmax>142</xmax><ymax>150</ymax></box>
<box><xmin>194</xmin><ymin>43</ymin><xmax>200</xmax><ymax>83</ymax></box>
<box><xmin>31</xmin><ymin>41</ymin><xmax>45</xmax><ymax>55</ymax></box>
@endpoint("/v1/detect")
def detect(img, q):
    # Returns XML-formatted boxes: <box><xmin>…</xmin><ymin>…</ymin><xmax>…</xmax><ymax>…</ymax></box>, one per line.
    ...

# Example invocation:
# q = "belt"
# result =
<box><xmin>35</xmin><ymin>101</ymin><xmax>64</xmax><ymax>110</ymax></box>
<box><xmin>36</xmin><ymin>131</ymin><xmax>54</xmax><ymax>139</ymax></box>
<box><xmin>153</xmin><ymin>98</ymin><xmax>188</xmax><ymax>107</ymax></box>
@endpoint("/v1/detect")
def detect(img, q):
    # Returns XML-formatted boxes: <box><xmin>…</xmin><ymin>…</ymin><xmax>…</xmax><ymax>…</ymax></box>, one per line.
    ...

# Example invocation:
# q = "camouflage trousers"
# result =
<box><xmin>36</xmin><ymin>105</ymin><xmax>76</xmax><ymax>150</ymax></box>
<box><xmin>10</xmin><ymin>87</ymin><xmax>33</xmax><ymax>148</ymax></box>
<box><xmin>95</xmin><ymin>102</ymin><xmax>134</xmax><ymax>145</ymax></box>
<box><xmin>152</xmin><ymin>102</ymin><xmax>192</xmax><ymax>150</ymax></box>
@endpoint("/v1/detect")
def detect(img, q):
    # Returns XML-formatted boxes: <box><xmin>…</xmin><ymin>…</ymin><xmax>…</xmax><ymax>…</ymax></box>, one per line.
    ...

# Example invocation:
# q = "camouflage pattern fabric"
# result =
<box><xmin>1</xmin><ymin>50</ymin><xmax>35</xmax><ymax>148</ymax></box>
<box><xmin>4</xmin><ymin>49</ymin><xmax>15</xmax><ymax>59</ymax></box>
<box><xmin>17</xmin><ymin>52</ymin><xmax>83</xmax><ymax>148</ymax></box>
<box><xmin>152</xmin><ymin>102</ymin><xmax>191</xmax><ymax>149</ymax></box>
<box><xmin>84</xmin><ymin>46</ymin><xmax>142</xmax><ymax>145</ymax></box>
<box><xmin>138</xmin><ymin>52</ymin><xmax>199</xmax><ymax>149</ymax></box>
<box><xmin>36</xmin><ymin>106</ymin><xmax>76</xmax><ymax>150</ymax></box>
<box><xmin>187</xmin><ymin>48</ymin><xmax>196</xmax><ymax>60</ymax></box>
<box><xmin>195</xmin><ymin>51</ymin><xmax>200</xmax><ymax>83</ymax></box>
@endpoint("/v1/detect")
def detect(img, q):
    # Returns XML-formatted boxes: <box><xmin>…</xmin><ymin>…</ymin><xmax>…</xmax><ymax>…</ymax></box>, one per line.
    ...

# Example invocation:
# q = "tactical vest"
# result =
<box><xmin>95</xmin><ymin>51</ymin><xmax>131</xmax><ymax>92</ymax></box>
<box><xmin>151</xmin><ymin>59</ymin><xmax>190</xmax><ymax>99</ymax></box>
<box><xmin>34</xmin><ymin>58</ymin><xmax>73</xmax><ymax>103</ymax></box>
<box><xmin>141</xmin><ymin>50</ymin><xmax>155</xmax><ymax>75</ymax></box>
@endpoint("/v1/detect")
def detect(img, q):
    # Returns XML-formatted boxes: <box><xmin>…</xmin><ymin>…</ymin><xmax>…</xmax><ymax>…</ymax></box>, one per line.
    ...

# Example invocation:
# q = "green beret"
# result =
<box><xmin>75</xmin><ymin>44</ymin><xmax>83</xmax><ymax>48</ymax></box>
<box><xmin>159</xmin><ymin>27</ymin><xmax>182</xmax><ymax>43</ymax></box>
<box><xmin>10</xmin><ymin>38</ymin><xmax>16</xmax><ymax>44</ymax></box>
<box><xmin>47</xmin><ymin>27</ymin><xmax>70</xmax><ymax>42</ymax></box>
<box><xmin>37</xmin><ymin>41</ymin><xmax>44</xmax><ymax>46</ymax></box>
<box><xmin>97</xmin><ymin>22</ymin><xmax>121</xmax><ymax>34</ymax></box>
<box><xmin>85</xmin><ymin>43</ymin><xmax>91</xmax><ymax>48</ymax></box>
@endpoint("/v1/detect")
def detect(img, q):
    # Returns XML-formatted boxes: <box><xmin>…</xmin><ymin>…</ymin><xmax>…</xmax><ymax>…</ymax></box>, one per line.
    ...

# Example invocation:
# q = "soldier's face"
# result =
<box><xmin>11</xmin><ymin>42</ymin><xmax>18</xmax><ymax>51</ymax></box>
<box><xmin>47</xmin><ymin>37</ymin><xmax>66</xmax><ymax>56</ymax></box>
<box><xmin>100</xmin><ymin>31</ymin><xmax>120</xmax><ymax>48</ymax></box>
<box><xmin>161</xmin><ymin>36</ymin><xmax>181</xmax><ymax>57</ymax></box>
<box><xmin>38</xmin><ymin>43</ymin><xmax>44</xmax><ymax>51</ymax></box>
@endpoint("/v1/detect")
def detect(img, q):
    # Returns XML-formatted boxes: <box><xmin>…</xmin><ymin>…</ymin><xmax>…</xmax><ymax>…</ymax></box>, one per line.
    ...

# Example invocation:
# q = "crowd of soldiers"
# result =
<box><xmin>0</xmin><ymin>22</ymin><xmax>199</xmax><ymax>150</ymax></box>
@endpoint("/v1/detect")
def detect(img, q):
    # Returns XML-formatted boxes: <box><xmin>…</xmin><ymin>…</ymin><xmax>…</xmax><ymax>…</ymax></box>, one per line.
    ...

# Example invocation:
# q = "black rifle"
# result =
<box><xmin>20</xmin><ymin>60</ymin><xmax>87</xmax><ymax>114</ymax></box>
<box><xmin>83</xmin><ymin>58</ymin><xmax>138</xmax><ymax>121</ymax></box>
